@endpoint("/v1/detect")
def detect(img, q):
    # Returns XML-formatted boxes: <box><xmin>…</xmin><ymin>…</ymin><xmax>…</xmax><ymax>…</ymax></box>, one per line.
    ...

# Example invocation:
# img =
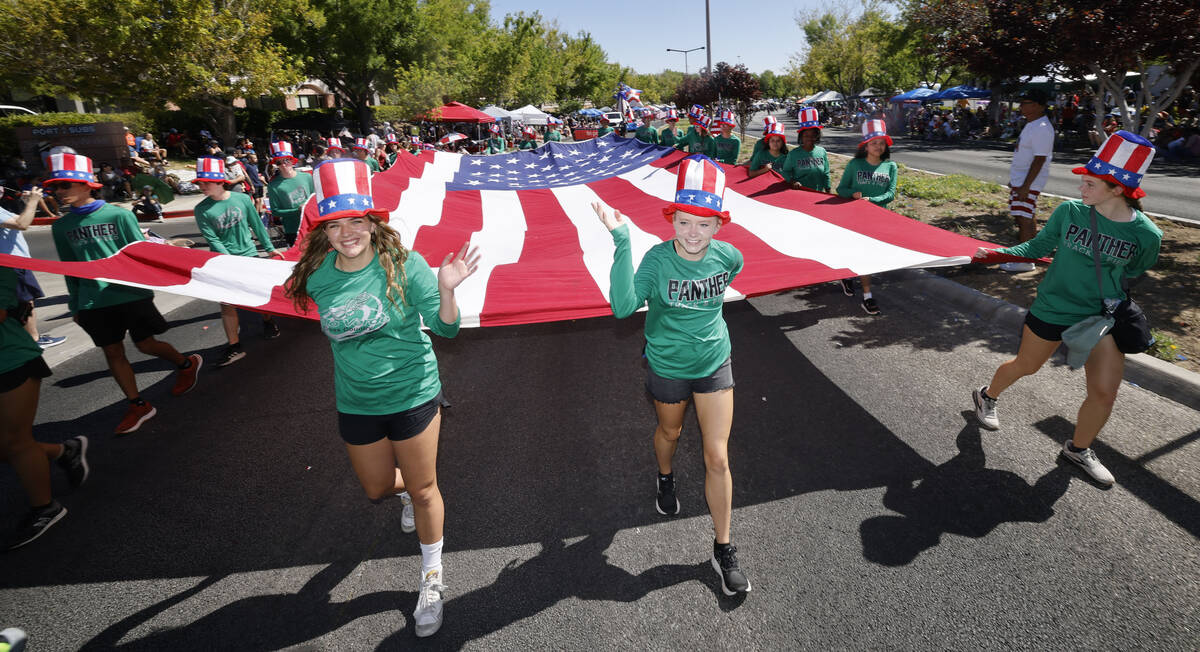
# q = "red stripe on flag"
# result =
<box><xmin>477</xmin><ymin>188</ymin><xmax>611</xmax><ymax>327</ymax></box>
<box><xmin>410</xmin><ymin>189</ymin><xmax>484</xmax><ymax>266</ymax></box>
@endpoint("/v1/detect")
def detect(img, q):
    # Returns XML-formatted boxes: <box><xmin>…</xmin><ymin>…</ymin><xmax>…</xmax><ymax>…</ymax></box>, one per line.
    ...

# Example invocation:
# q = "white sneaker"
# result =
<box><xmin>414</xmin><ymin>568</ymin><xmax>446</xmax><ymax>637</ymax></box>
<box><xmin>999</xmin><ymin>261</ymin><xmax>1036</xmax><ymax>272</ymax></box>
<box><xmin>972</xmin><ymin>386</ymin><xmax>999</xmax><ymax>430</ymax></box>
<box><xmin>398</xmin><ymin>491</ymin><xmax>416</xmax><ymax>533</ymax></box>
<box><xmin>1060</xmin><ymin>441</ymin><xmax>1115</xmax><ymax>486</ymax></box>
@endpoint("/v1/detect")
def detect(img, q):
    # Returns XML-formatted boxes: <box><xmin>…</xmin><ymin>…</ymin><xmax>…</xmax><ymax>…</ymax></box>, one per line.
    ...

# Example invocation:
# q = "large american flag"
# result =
<box><xmin>3</xmin><ymin>134</ymin><xmax>1005</xmax><ymax>326</ymax></box>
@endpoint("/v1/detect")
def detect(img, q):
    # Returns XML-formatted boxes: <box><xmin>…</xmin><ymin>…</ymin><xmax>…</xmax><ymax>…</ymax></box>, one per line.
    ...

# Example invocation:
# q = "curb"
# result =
<box><xmin>890</xmin><ymin>267</ymin><xmax>1200</xmax><ymax>412</ymax></box>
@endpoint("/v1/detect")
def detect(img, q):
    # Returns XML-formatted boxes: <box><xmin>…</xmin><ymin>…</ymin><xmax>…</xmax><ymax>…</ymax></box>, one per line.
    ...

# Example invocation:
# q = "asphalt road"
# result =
<box><xmin>747</xmin><ymin>111</ymin><xmax>1200</xmax><ymax>221</ymax></box>
<box><xmin>2</xmin><ymin>274</ymin><xmax>1197</xmax><ymax>649</ymax></box>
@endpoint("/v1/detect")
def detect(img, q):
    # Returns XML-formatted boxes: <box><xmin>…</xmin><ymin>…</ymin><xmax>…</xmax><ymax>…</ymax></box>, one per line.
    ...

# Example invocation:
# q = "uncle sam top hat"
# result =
<box><xmin>688</xmin><ymin>104</ymin><xmax>705</xmax><ymax>120</ymax></box>
<box><xmin>860</xmin><ymin>119</ymin><xmax>892</xmax><ymax>146</ymax></box>
<box><xmin>352</xmin><ymin>137</ymin><xmax>371</xmax><ymax>152</ymax></box>
<box><xmin>47</xmin><ymin>152</ymin><xmax>101</xmax><ymax>188</ymax></box>
<box><xmin>797</xmin><ymin>107</ymin><xmax>821</xmax><ymax>131</ymax></box>
<box><xmin>716</xmin><ymin>110</ymin><xmax>736</xmax><ymax>128</ymax></box>
<box><xmin>311</xmin><ymin>158</ymin><xmax>389</xmax><ymax>225</ymax></box>
<box><xmin>665</xmin><ymin>108</ymin><xmax>679</xmax><ymax>122</ymax></box>
<box><xmin>385</xmin><ymin>133</ymin><xmax>399</xmax><ymax>143</ymax></box>
<box><xmin>662</xmin><ymin>154</ymin><xmax>730</xmax><ymax>225</ymax></box>
<box><xmin>1072</xmin><ymin>130</ymin><xmax>1155</xmax><ymax>199</ymax></box>
<box><xmin>763</xmin><ymin>122</ymin><xmax>787</xmax><ymax>142</ymax></box>
<box><xmin>325</xmin><ymin>137</ymin><xmax>345</xmax><ymax>155</ymax></box>
<box><xmin>194</xmin><ymin>156</ymin><xmax>226</xmax><ymax>183</ymax></box>
<box><xmin>694</xmin><ymin>114</ymin><xmax>712</xmax><ymax>132</ymax></box>
<box><xmin>270</xmin><ymin>141</ymin><xmax>299</xmax><ymax>164</ymax></box>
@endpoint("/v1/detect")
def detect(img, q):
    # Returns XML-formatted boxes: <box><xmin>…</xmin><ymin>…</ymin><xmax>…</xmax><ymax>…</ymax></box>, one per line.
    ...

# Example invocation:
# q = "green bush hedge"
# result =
<box><xmin>373</xmin><ymin>105</ymin><xmax>414</xmax><ymax>124</ymax></box>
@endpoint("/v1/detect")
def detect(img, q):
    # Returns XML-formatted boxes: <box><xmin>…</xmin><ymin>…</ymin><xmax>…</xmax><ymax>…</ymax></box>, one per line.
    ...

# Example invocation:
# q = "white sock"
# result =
<box><xmin>420</xmin><ymin>538</ymin><xmax>443</xmax><ymax>575</ymax></box>
<box><xmin>862</xmin><ymin>292</ymin><xmax>873</xmax><ymax>300</ymax></box>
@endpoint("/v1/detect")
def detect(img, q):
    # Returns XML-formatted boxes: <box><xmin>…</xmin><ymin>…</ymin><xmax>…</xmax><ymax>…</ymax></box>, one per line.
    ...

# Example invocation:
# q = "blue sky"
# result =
<box><xmin>485</xmin><ymin>0</ymin><xmax>829</xmax><ymax>75</ymax></box>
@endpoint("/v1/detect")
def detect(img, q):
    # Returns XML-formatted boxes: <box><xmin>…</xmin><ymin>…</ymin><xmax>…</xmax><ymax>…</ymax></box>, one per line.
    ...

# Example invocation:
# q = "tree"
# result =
<box><xmin>1052</xmin><ymin>1</ymin><xmax>1200</xmax><ymax>136</ymax></box>
<box><xmin>386</xmin><ymin>0</ymin><xmax>494</xmax><ymax>118</ymax></box>
<box><xmin>0</xmin><ymin>0</ymin><xmax>307</xmax><ymax>145</ymax></box>
<box><xmin>274</xmin><ymin>0</ymin><xmax>423</xmax><ymax>132</ymax></box>
<box><xmin>790</xmin><ymin>1</ymin><xmax>898</xmax><ymax>100</ymax></box>
<box><xmin>673</xmin><ymin>75</ymin><xmax>718</xmax><ymax>115</ymax></box>
<box><xmin>710</xmin><ymin>63</ymin><xmax>762</xmax><ymax>140</ymax></box>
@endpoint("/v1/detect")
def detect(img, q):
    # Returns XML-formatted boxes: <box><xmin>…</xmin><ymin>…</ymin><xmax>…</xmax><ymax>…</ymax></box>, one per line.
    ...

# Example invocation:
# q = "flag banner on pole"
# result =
<box><xmin>3</xmin><ymin>134</ymin><xmax>1001</xmax><ymax>327</ymax></box>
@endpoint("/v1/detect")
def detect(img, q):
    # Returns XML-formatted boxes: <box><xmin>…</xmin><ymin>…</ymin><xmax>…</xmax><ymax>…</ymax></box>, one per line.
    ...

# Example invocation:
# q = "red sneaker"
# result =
<box><xmin>171</xmin><ymin>353</ymin><xmax>203</xmax><ymax>396</ymax></box>
<box><xmin>115</xmin><ymin>402</ymin><xmax>157</xmax><ymax>435</ymax></box>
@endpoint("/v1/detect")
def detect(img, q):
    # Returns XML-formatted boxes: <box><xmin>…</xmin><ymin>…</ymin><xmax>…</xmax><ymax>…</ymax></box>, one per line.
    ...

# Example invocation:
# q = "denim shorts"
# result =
<box><xmin>645</xmin><ymin>357</ymin><xmax>734</xmax><ymax>404</ymax></box>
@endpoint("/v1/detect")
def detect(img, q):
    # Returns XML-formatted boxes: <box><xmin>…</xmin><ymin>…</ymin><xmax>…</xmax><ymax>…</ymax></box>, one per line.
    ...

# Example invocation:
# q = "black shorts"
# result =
<box><xmin>0</xmin><ymin>356</ymin><xmax>51</xmax><ymax>393</ymax></box>
<box><xmin>645</xmin><ymin>357</ymin><xmax>735</xmax><ymax>404</ymax></box>
<box><xmin>1024</xmin><ymin>311</ymin><xmax>1070</xmax><ymax>342</ymax></box>
<box><xmin>76</xmin><ymin>297</ymin><xmax>169</xmax><ymax>347</ymax></box>
<box><xmin>337</xmin><ymin>394</ymin><xmax>441</xmax><ymax>446</ymax></box>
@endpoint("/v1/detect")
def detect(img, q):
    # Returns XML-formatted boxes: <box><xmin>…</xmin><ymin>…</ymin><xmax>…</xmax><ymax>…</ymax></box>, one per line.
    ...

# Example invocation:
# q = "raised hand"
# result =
<box><xmin>438</xmin><ymin>241</ymin><xmax>481</xmax><ymax>291</ymax></box>
<box><xmin>972</xmin><ymin>247</ymin><xmax>993</xmax><ymax>260</ymax></box>
<box><xmin>591</xmin><ymin>201</ymin><xmax>626</xmax><ymax>232</ymax></box>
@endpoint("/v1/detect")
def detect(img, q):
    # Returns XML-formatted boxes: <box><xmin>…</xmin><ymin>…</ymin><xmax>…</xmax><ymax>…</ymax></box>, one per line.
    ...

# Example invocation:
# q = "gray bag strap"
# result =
<box><xmin>1087</xmin><ymin>207</ymin><xmax>1113</xmax><ymax>317</ymax></box>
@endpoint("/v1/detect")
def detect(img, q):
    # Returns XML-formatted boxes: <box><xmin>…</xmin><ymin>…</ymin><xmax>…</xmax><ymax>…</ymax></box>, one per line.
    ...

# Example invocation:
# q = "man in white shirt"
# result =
<box><xmin>1003</xmin><ymin>88</ymin><xmax>1055</xmax><ymax>272</ymax></box>
<box><xmin>0</xmin><ymin>187</ymin><xmax>66</xmax><ymax>348</ymax></box>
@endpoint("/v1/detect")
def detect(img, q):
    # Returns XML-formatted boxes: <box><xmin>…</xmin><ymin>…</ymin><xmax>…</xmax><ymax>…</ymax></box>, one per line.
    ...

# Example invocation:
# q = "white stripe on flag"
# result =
<box><xmin>97</xmin><ymin>253</ymin><xmax>295</xmax><ymax>306</ymax></box>
<box><xmin>387</xmin><ymin>155</ymin><xmax>462</xmax><ymax>245</ymax></box>
<box><xmin>549</xmin><ymin>182</ymin><xmax>661</xmax><ymax>305</ymax></box>
<box><xmin>445</xmin><ymin>189</ymin><xmax>526</xmax><ymax>328</ymax></box>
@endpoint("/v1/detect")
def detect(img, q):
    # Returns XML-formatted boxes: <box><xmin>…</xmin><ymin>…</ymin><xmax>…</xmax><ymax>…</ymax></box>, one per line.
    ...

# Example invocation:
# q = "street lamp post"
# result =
<box><xmin>666</xmin><ymin>46</ymin><xmax>705</xmax><ymax>76</ymax></box>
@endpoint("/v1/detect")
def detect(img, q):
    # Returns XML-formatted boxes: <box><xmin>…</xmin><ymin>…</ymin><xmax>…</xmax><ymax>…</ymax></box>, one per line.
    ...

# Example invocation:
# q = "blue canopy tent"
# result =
<box><xmin>889</xmin><ymin>88</ymin><xmax>939</xmax><ymax>103</ymax></box>
<box><xmin>928</xmin><ymin>85</ymin><xmax>992</xmax><ymax>101</ymax></box>
<box><xmin>578</xmin><ymin>108</ymin><xmax>604</xmax><ymax>117</ymax></box>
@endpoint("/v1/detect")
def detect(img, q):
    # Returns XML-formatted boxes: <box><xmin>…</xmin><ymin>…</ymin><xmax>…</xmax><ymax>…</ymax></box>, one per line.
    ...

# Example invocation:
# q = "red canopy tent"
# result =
<box><xmin>420</xmin><ymin>102</ymin><xmax>495</xmax><ymax>123</ymax></box>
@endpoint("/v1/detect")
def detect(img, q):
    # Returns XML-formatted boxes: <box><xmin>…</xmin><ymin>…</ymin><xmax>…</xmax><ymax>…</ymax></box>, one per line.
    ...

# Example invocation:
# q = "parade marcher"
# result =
<box><xmin>591</xmin><ymin>154</ymin><xmax>752</xmax><ymax>597</ymax></box>
<box><xmin>835</xmin><ymin>119</ymin><xmax>898</xmax><ymax>315</ymax></box>
<box><xmin>266</xmin><ymin>142</ymin><xmax>316</xmax><ymax>248</ymax></box>
<box><xmin>1003</xmin><ymin>88</ymin><xmax>1055</xmax><ymax>273</ymax></box>
<box><xmin>325</xmin><ymin>137</ymin><xmax>346</xmax><ymax>158</ymax></box>
<box><xmin>193</xmin><ymin>156</ymin><xmax>285</xmax><ymax>366</ymax></box>
<box><xmin>597</xmin><ymin>116</ymin><xmax>615</xmax><ymax>138</ymax></box>
<box><xmin>751</xmin><ymin>115</ymin><xmax>778</xmax><ymax>157</ymax></box>
<box><xmin>48</xmin><ymin>153</ymin><xmax>202</xmax><ymax>434</ymax></box>
<box><xmin>747</xmin><ymin>122</ymin><xmax>788</xmax><ymax>178</ymax></box>
<box><xmin>659</xmin><ymin>109</ymin><xmax>682</xmax><ymax>147</ymax></box>
<box><xmin>709</xmin><ymin>110</ymin><xmax>741</xmax><ymax>165</ymax></box>
<box><xmin>485</xmin><ymin>124</ymin><xmax>507</xmax><ymax>154</ymax></box>
<box><xmin>676</xmin><ymin>114</ymin><xmax>713</xmax><ymax>154</ymax></box>
<box><xmin>634</xmin><ymin>109</ymin><xmax>659</xmax><ymax>145</ymax></box>
<box><xmin>385</xmin><ymin>134</ymin><xmax>401</xmax><ymax>167</ymax></box>
<box><xmin>970</xmin><ymin>131</ymin><xmax>1162</xmax><ymax>487</ymax></box>
<box><xmin>518</xmin><ymin>127</ymin><xmax>539</xmax><ymax>150</ymax></box>
<box><xmin>352</xmin><ymin>138</ymin><xmax>382</xmax><ymax>173</ymax></box>
<box><xmin>283</xmin><ymin>158</ymin><xmax>479</xmax><ymax>637</ymax></box>
<box><xmin>0</xmin><ymin>264</ymin><xmax>90</xmax><ymax>549</ymax></box>
<box><xmin>781</xmin><ymin>108</ymin><xmax>831</xmax><ymax>192</ymax></box>
<box><xmin>0</xmin><ymin>187</ymin><xmax>66</xmax><ymax>349</ymax></box>
<box><xmin>545</xmin><ymin>118</ymin><xmax>563</xmax><ymax>142</ymax></box>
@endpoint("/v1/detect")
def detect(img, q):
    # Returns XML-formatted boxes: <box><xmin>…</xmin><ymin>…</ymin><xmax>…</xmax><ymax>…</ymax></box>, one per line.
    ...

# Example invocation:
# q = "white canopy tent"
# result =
<box><xmin>812</xmin><ymin>90</ymin><xmax>845</xmax><ymax>102</ymax></box>
<box><xmin>480</xmin><ymin>105</ymin><xmax>513</xmax><ymax>125</ymax></box>
<box><xmin>510</xmin><ymin>104</ymin><xmax>553</xmax><ymax>125</ymax></box>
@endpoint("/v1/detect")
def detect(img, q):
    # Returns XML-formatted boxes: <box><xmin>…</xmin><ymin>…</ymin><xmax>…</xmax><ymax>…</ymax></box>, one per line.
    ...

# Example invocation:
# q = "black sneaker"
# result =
<box><xmin>263</xmin><ymin>321</ymin><xmax>280</xmax><ymax>340</ymax></box>
<box><xmin>7</xmin><ymin>502</ymin><xmax>67</xmax><ymax>550</ymax></box>
<box><xmin>216</xmin><ymin>345</ymin><xmax>246</xmax><ymax>367</ymax></box>
<box><xmin>57</xmin><ymin>436</ymin><xmax>89</xmax><ymax>488</ymax></box>
<box><xmin>839</xmin><ymin>278</ymin><xmax>854</xmax><ymax>296</ymax></box>
<box><xmin>712</xmin><ymin>542</ymin><xmax>751</xmax><ymax>596</ymax></box>
<box><xmin>861</xmin><ymin>297</ymin><xmax>880</xmax><ymax>315</ymax></box>
<box><xmin>655</xmin><ymin>473</ymin><xmax>680</xmax><ymax>516</ymax></box>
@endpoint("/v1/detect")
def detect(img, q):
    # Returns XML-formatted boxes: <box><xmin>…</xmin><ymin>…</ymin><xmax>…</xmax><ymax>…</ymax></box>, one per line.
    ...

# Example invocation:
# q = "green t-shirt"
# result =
<box><xmin>0</xmin><ymin>267</ymin><xmax>43</xmax><ymax>374</ymax></box>
<box><xmin>709</xmin><ymin>135</ymin><xmax>741</xmax><ymax>164</ymax></box>
<box><xmin>676</xmin><ymin>127</ymin><xmax>709</xmax><ymax>154</ymax></box>
<box><xmin>597</xmin><ymin>126</ymin><xmax>615</xmax><ymax>137</ymax></box>
<box><xmin>659</xmin><ymin>126</ymin><xmax>681</xmax><ymax>147</ymax></box>
<box><xmin>518</xmin><ymin>139</ymin><xmax>538</xmax><ymax>150</ymax></box>
<box><xmin>486</xmin><ymin>137</ymin><xmax>507</xmax><ymax>154</ymax></box>
<box><xmin>194</xmin><ymin>192</ymin><xmax>277</xmax><ymax>257</ymax></box>
<box><xmin>545</xmin><ymin>130</ymin><xmax>562</xmax><ymax>142</ymax></box>
<box><xmin>781</xmin><ymin>146</ymin><xmax>831</xmax><ymax>192</ymax></box>
<box><xmin>387</xmin><ymin>152</ymin><xmax>399</xmax><ymax>167</ymax></box>
<box><xmin>365</xmin><ymin>156</ymin><xmax>382</xmax><ymax>173</ymax></box>
<box><xmin>266</xmin><ymin>172</ymin><xmax>315</xmax><ymax>236</ymax></box>
<box><xmin>749</xmin><ymin>148</ymin><xmax>788</xmax><ymax>175</ymax></box>
<box><xmin>51</xmin><ymin>202</ymin><xmax>154</xmax><ymax>311</ymax></box>
<box><xmin>998</xmin><ymin>200</ymin><xmax>1162</xmax><ymax>325</ymax></box>
<box><xmin>306</xmin><ymin>250</ymin><xmax>460</xmax><ymax>414</ymax></box>
<box><xmin>836</xmin><ymin>158</ymin><xmax>898</xmax><ymax>206</ymax></box>
<box><xmin>607</xmin><ymin>224</ymin><xmax>743</xmax><ymax>379</ymax></box>
<box><xmin>634</xmin><ymin>126</ymin><xmax>660</xmax><ymax>145</ymax></box>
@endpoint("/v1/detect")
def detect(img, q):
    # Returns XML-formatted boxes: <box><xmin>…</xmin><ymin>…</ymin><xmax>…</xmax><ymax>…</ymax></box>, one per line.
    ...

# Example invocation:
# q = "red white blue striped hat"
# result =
<box><xmin>688</xmin><ymin>104</ymin><xmax>705</xmax><ymax>119</ymax></box>
<box><xmin>665</xmin><ymin>108</ymin><xmax>679</xmax><ymax>121</ymax></box>
<box><xmin>489</xmin><ymin>123</ymin><xmax>501</xmax><ymax>135</ymax></box>
<box><xmin>352</xmin><ymin>137</ymin><xmax>371</xmax><ymax>152</ymax></box>
<box><xmin>860</xmin><ymin>119</ymin><xmax>892</xmax><ymax>146</ymax></box>
<box><xmin>325</xmin><ymin>137</ymin><xmax>345</xmax><ymax>154</ymax></box>
<box><xmin>797</xmin><ymin>107</ymin><xmax>821</xmax><ymax>131</ymax></box>
<box><xmin>763</xmin><ymin>122</ymin><xmax>787</xmax><ymax>141</ymax></box>
<box><xmin>385</xmin><ymin>133</ymin><xmax>399</xmax><ymax>143</ymax></box>
<box><xmin>662</xmin><ymin>154</ymin><xmax>730</xmax><ymax>224</ymax></box>
<box><xmin>311</xmin><ymin>158</ymin><xmax>389</xmax><ymax>224</ymax></box>
<box><xmin>716</xmin><ymin>110</ymin><xmax>736</xmax><ymax>128</ymax></box>
<box><xmin>1072</xmin><ymin>130</ymin><xmax>1155</xmax><ymax>199</ymax></box>
<box><xmin>410</xmin><ymin>136</ymin><xmax>421</xmax><ymax>146</ymax></box>
<box><xmin>523</xmin><ymin>126</ymin><xmax>536</xmax><ymax>138</ymax></box>
<box><xmin>269</xmin><ymin>141</ymin><xmax>298</xmax><ymax>164</ymax></box>
<box><xmin>763</xmin><ymin>115</ymin><xmax>777</xmax><ymax>126</ymax></box>
<box><xmin>194</xmin><ymin>156</ymin><xmax>226</xmax><ymax>183</ymax></box>
<box><xmin>694</xmin><ymin>114</ymin><xmax>712</xmax><ymax>132</ymax></box>
<box><xmin>47</xmin><ymin>152</ymin><xmax>101</xmax><ymax>188</ymax></box>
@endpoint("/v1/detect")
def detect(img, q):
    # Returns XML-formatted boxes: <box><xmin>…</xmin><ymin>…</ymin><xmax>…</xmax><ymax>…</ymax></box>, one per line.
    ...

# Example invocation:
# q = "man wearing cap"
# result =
<box><xmin>659</xmin><ymin>110</ymin><xmax>682</xmax><ymax>147</ymax></box>
<box><xmin>352</xmin><ymin>138</ymin><xmax>382</xmax><ymax>173</ymax></box>
<box><xmin>710</xmin><ymin>111</ymin><xmax>741</xmax><ymax>165</ymax></box>
<box><xmin>633</xmin><ymin>110</ymin><xmax>659</xmax><ymax>145</ymax></box>
<box><xmin>48</xmin><ymin>153</ymin><xmax>202</xmax><ymax>434</ymax></box>
<box><xmin>193</xmin><ymin>156</ymin><xmax>285</xmax><ymax>366</ymax></box>
<box><xmin>1003</xmin><ymin>88</ymin><xmax>1055</xmax><ymax>273</ymax></box>
<box><xmin>267</xmin><ymin>142</ymin><xmax>315</xmax><ymax>247</ymax></box>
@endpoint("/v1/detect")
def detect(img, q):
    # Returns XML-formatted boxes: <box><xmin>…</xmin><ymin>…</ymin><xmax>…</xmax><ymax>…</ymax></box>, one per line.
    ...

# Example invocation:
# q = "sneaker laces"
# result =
<box><xmin>418</xmin><ymin>572</ymin><xmax>446</xmax><ymax>610</ymax></box>
<box><xmin>716</xmin><ymin>545</ymin><xmax>740</xmax><ymax>570</ymax></box>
